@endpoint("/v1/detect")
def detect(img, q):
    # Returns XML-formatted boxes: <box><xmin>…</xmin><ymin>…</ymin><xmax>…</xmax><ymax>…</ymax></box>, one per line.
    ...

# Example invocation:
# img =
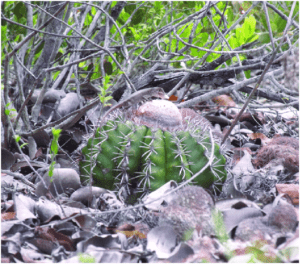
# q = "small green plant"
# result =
<box><xmin>97</xmin><ymin>74</ymin><xmax>113</xmax><ymax>107</ymax></box>
<box><xmin>4</xmin><ymin>102</ymin><xmax>17</xmax><ymax>119</ymax></box>
<box><xmin>14</xmin><ymin>134</ymin><xmax>28</xmax><ymax>149</ymax></box>
<box><xmin>49</xmin><ymin>128</ymin><xmax>62</xmax><ymax>178</ymax></box>
<box><xmin>182</xmin><ymin>228</ymin><xmax>194</xmax><ymax>242</ymax></box>
<box><xmin>212</xmin><ymin>209</ymin><xmax>229</xmax><ymax>243</ymax></box>
<box><xmin>211</xmin><ymin>209</ymin><xmax>293</xmax><ymax>263</ymax></box>
<box><xmin>78</xmin><ymin>253</ymin><xmax>95</xmax><ymax>263</ymax></box>
<box><xmin>245</xmin><ymin>241</ymin><xmax>283</xmax><ymax>263</ymax></box>
<box><xmin>212</xmin><ymin>209</ymin><xmax>234</xmax><ymax>260</ymax></box>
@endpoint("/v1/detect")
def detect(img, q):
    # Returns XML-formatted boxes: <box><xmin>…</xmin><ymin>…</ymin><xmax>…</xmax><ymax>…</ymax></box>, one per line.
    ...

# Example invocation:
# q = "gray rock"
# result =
<box><xmin>158</xmin><ymin>185</ymin><xmax>214</xmax><ymax>240</ymax></box>
<box><xmin>70</xmin><ymin>186</ymin><xmax>107</xmax><ymax>206</ymax></box>
<box><xmin>235</xmin><ymin>217</ymin><xmax>279</xmax><ymax>242</ymax></box>
<box><xmin>268</xmin><ymin>203</ymin><xmax>298</xmax><ymax>232</ymax></box>
<box><xmin>35</xmin><ymin>168</ymin><xmax>81</xmax><ymax>197</ymax></box>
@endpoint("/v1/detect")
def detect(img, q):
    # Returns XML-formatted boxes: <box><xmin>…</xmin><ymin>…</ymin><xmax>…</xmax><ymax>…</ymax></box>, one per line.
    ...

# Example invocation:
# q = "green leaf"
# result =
<box><xmin>245</xmin><ymin>70</ymin><xmax>251</xmax><ymax>79</ymax></box>
<box><xmin>91</xmin><ymin>6</ymin><xmax>96</xmax><ymax>16</ymax></box>
<box><xmin>236</xmin><ymin>27</ymin><xmax>245</xmax><ymax>46</ymax></box>
<box><xmin>78</xmin><ymin>253</ymin><xmax>96</xmax><ymax>263</ymax></box>
<box><xmin>199</xmin><ymin>32</ymin><xmax>208</xmax><ymax>45</ymax></box>
<box><xmin>53</xmin><ymin>71</ymin><xmax>60</xmax><ymax>80</ymax></box>
<box><xmin>14</xmin><ymin>135</ymin><xmax>21</xmax><ymax>143</ymax></box>
<box><xmin>84</xmin><ymin>13</ymin><xmax>93</xmax><ymax>26</ymax></box>
<box><xmin>51</xmin><ymin>141</ymin><xmax>59</xmax><ymax>155</ymax></box>
<box><xmin>20</xmin><ymin>143</ymin><xmax>28</xmax><ymax>149</ymax></box>
<box><xmin>226</xmin><ymin>8</ymin><xmax>234</xmax><ymax>25</ymax></box>
<box><xmin>52</xmin><ymin>128</ymin><xmax>62</xmax><ymax>140</ymax></box>
<box><xmin>212</xmin><ymin>209</ymin><xmax>229</xmax><ymax>243</ymax></box>
<box><xmin>258</xmin><ymin>33</ymin><xmax>270</xmax><ymax>44</ymax></box>
<box><xmin>180</xmin><ymin>23</ymin><xmax>192</xmax><ymax>39</ymax></box>
<box><xmin>190</xmin><ymin>48</ymin><xmax>197</xmax><ymax>57</ymax></box>
<box><xmin>5</xmin><ymin>109</ymin><xmax>10</xmax><ymax>116</ymax></box>
<box><xmin>124</xmin><ymin>3</ymin><xmax>136</xmax><ymax>14</ymax></box>
<box><xmin>104</xmin><ymin>74</ymin><xmax>111</xmax><ymax>87</ymax></box>
<box><xmin>128</xmin><ymin>27</ymin><xmax>140</xmax><ymax>41</ymax></box>
<box><xmin>119</xmin><ymin>9</ymin><xmax>130</xmax><ymax>22</ymax></box>
<box><xmin>13</xmin><ymin>2</ymin><xmax>27</xmax><ymax>19</ymax></box>
<box><xmin>276</xmin><ymin>16</ymin><xmax>287</xmax><ymax>33</ymax></box>
<box><xmin>49</xmin><ymin>162</ymin><xmax>56</xmax><ymax>177</ymax></box>
<box><xmin>154</xmin><ymin>1</ymin><xmax>163</xmax><ymax>12</ymax></box>
<box><xmin>1</xmin><ymin>25</ymin><xmax>7</xmax><ymax>43</ymax></box>
<box><xmin>131</xmin><ymin>9</ymin><xmax>144</xmax><ymax>25</ymax></box>
<box><xmin>79</xmin><ymin>62</ymin><xmax>86</xmax><ymax>67</ymax></box>
<box><xmin>195</xmin><ymin>1</ymin><xmax>204</xmax><ymax>11</ymax></box>
<box><xmin>228</xmin><ymin>36</ymin><xmax>237</xmax><ymax>49</ymax></box>
<box><xmin>243</xmin><ymin>16</ymin><xmax>256</xmax><ymax>39</ymax></box>
<box><xmin>103</xmin><ymin>96</ymin><xmax>113</xmax><ymax>104</ymax></box>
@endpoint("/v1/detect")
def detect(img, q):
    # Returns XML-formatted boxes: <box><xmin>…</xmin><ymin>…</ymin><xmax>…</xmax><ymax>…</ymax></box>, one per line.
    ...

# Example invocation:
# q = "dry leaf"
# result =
<box><xmin>276</xmin><ymin>184</ymin><xmax>299</xmax><ymax>205</ymax></box>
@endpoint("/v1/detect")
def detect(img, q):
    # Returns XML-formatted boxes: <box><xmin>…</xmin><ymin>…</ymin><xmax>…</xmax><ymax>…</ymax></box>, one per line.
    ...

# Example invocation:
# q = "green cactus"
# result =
<box><xmin>80</xmin><ymin>113</ymin><xmax>227</xmax><ymax>197</ymax></box>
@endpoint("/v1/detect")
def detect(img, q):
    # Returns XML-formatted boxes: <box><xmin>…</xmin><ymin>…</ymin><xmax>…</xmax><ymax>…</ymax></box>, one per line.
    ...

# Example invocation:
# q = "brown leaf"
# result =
<box><xmin>276</xmin><ymin>184</ymin><xmax>299</xmax><ymax>205</ymax></box>
<box><xmin>231</xmin><ymin>147</ymin><xmax>253</xmax><ymax>167</ymax></box>
<box><xmin>1</xmin><ymin>212</ymin><xmax>16</xmax><ymax>221</ymax></box>
<box><xmin>35</xmin><ymin>226</ymin><xmax>75</xmax><ymax>251</ymax></box>
<box><xmin>247</xmin><ymin>133</ymin><xmax>271</xmax><ymax>145</ymax></box>
<box><xmin>212</xmin><ymin>94</ymin><xmax>236</xmax><ymax>107</ymax></box>
<box><xmin>168</xmin><ymin>94</ymin><xmax>178</xmax><ymax>101</ymax></box>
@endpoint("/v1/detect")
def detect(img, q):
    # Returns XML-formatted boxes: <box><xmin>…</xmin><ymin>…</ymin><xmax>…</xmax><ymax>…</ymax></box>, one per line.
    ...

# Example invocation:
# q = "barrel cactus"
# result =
<box><xmin>80</xmin><ymin>100</ymin><xmax>227</xmax><ymax>200</ymax></box>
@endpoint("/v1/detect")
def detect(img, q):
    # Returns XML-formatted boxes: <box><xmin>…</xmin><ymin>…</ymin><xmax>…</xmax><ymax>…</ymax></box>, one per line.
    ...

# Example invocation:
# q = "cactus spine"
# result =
<box><xmin>80</xmin><ymin>114</ymin><xmax>227</xmax><ymax>196</ymax></box>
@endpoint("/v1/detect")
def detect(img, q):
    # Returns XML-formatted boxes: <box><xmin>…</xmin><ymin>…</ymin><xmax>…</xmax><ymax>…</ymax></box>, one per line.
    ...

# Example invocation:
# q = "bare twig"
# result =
<box><xmin>1</xmin><ymin>15</ymin><xmax>81</xmax><ymax>39</ymax></box>
<box><xmin>19</xmin><ymin>97</ymin><xmax>100</xmax><ymax>136</ymax></box>
<box><xmin>1</xmin><ymin>170</ymin><xmax>36</xmax><ymax>190</ymax></box>
<box><xmin>177</xmin><ymin>68</ymin><xmax>283</xmax><ymax>108</ymax></box>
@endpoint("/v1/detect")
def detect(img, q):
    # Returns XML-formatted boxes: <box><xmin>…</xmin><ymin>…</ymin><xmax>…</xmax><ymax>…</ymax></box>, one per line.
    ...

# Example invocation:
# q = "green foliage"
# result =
<box><xmin>245</xmin><ymin>244</ymin><xmax>283</xmax><ymax>263</ymax></box>
<box><xmin>182</xmin><ymin>228</ymin><xmax>194</xmax><ymax>242</ymax></box>
<box><xmin>78</xmin><ymin>253</ymin><xmax>95</xmax><ymax>263</ymax></box>
<box><xmin>34</xmin><ymin>41</ymin><xmax>45</xmax><ymax>56</ymax></box>
<box><xmin>20</xmin><ymin>142</ymin><xmax>28</xmax><ymax>149</ymax></box>
<box><xmin>212</xmin><ymin>209</ymin><xmax>229</xmax><ymax>243</ymax></box>
<box><xmin>2</xmin><ymin>2</ymin><xmax>27</xmax><ymax>37</ymax></box>
<box><xmin>13</xmin><ymin>2</ymin><xmax>27</xmax><ymax>20</ymax></box>
<box><xmin>49</xmin><ymin>128</ymin><xmax>62</xmax><ymax>178</ymax></box>
<box><xmin>4</xmin><ymin>102</ymin><xmax>16</xmax><ymax>118</ymax></box>
<box><xmin>130</xmin><ymin>8</ymin><xmax>144</xmax><ymax>25</ymax></box>
<box><xmin>229</xmin><ymin>15</ymin><xmax>258</xmax><ymax>48</ymax></box>
<box><xmin>211</xmin><ymin>208</ymin><xmax>294</xmax><ymax>263</ymax></box>
<box><xmin>1</xmin><ymin>25</ymin><xmax>7</xmax><ymax>63</ymax></box>
<box><xmin>98</xmin><ymin>75</ymin><xmax>113</xmax><ymax>107</ymax></box>
<box><xmin>51</xmin><ymin>128</ymin><xmax>61</xmax><ymax>154</ymax></box>
<box><xmin>128</xmin><ymin>27</ymin><xmax>140</xmax><ymax>41</ymax></box>
<box><xmin>13</xmin><ymin>134</ymin><xmax>27</xmax><ymax>149</ymax></box>
<box><xmin>14</xmin><ymin>135</ymin><xmax>21</xmax><ymax>143</ymax></box>
<box><xmin>1</xmin><ymin>25</ymin><xmax>7</xmax><ymax>43</ymax></box>
<box><xmin>53</xmin><ymin>71</ymin><xmax>60</xmax><ymax>80</ymax></box>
